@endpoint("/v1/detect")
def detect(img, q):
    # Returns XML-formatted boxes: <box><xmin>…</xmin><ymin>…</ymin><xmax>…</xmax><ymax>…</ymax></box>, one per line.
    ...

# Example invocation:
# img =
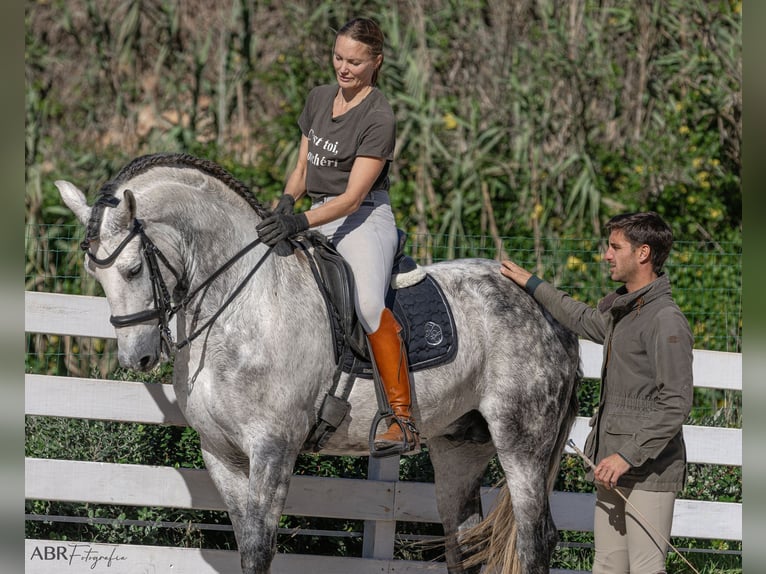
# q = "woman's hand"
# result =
<box><xmin>273</xmin><ymin>194</ymin><xmax>296</xmax><ymax>215</ymax></box>
<box><xmin>257</xmin><ymin>213</ymin><xmax>309</xmax><ymax>246</ymax></box>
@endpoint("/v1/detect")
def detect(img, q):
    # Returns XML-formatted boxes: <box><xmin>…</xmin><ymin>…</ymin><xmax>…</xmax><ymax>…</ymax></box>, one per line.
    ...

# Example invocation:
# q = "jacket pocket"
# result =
<box><xmin>602</xmin><ymin>411</ymin><xmax>653</xmax><ymax>464</ymax></box>
<box><xmin>603</xmin><ymin>411</ymin><xmax>651</xmax><ymax>437</ymax></box>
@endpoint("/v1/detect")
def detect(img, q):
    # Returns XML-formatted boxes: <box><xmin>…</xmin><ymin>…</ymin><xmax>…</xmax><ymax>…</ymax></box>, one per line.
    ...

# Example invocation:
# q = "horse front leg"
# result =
<box><xmin>199</xmin><ymin>442</ymin><xmax>250</xmax><ymax>561</ymax></box>
<box><xmin>238</xmin><ymin>437</ymin><xmax>301</xmax><ymax>574</ymax></box>
<box><xmin>201</xmin><ymin>436</ymin><xmax>298</xmax><ymax>574</ymax></box>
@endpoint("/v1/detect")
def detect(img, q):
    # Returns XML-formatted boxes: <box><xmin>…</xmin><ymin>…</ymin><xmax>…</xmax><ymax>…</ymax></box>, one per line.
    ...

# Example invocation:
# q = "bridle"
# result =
<box><xmin>82</xmin><ymin>213</ymin><xmax>273</xmax><ymax>355</ymax></box>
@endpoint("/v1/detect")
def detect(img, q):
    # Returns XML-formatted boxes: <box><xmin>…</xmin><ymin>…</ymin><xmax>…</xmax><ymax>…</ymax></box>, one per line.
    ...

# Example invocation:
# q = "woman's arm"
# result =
<box><xmin>304</xmin><ymin>155</ymin><xmax>386</xmax><ymax>227</ymax></box>
<box><xmin>282</xmin><ymin>135</ymin><xmax>310</xmax><ymax>202</ymax></box>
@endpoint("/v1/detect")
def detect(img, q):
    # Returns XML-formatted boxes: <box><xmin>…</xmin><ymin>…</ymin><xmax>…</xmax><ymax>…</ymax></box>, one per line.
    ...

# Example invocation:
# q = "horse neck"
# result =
<box><xmin>172</xmin><ymin>200</ymin><xmax>316</xmax><ymax>315</ymax></box>
<box><xmin>176</xmin><ymin>206</ymin><xmax>262</xmax><ymax>289</ymax></box>
<box><xmin>152</xmin><ymin>190</ymin><xmax>338</xmax><ymax>409</ymax></box>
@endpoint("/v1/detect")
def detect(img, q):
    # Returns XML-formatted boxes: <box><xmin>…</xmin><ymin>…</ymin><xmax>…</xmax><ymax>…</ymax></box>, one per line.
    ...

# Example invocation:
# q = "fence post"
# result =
<box><xmin>362</xmin><ymin>455</ymin><xmax>400</xmax><ymax>559</ymax></box>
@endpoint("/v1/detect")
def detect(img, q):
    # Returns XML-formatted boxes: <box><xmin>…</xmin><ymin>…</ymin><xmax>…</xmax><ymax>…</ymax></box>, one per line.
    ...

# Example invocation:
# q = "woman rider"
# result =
<box><xmin>256</xmin><ymin>17</ymin><xmax>419</xmax><ymax>453</ymax></box>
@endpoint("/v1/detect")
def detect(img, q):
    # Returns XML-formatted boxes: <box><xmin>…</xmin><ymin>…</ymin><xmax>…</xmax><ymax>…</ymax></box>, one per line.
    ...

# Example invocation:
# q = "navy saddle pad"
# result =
<box><xmin>343</xmin><ymin>273</ymin><xmax>458</xmax><ymax>378</ymax></box>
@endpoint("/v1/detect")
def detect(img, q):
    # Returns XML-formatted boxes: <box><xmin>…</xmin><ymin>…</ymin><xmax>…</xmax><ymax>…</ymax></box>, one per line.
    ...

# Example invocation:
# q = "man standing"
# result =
<box><xmin>500</xmin><ymin>212</ymin><xmax>693</xmax><ymax>573</ymax></box>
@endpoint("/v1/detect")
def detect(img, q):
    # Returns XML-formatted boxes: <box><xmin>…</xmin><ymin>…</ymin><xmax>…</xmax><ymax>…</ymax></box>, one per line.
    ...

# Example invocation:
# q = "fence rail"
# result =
<box><xmin>24</xmin><ymin>291</ymin><xmax>742</xmax><ymax>573</ymax></box>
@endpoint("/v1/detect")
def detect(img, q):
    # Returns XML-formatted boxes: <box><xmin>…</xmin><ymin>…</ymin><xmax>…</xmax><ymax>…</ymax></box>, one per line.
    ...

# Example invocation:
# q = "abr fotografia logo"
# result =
<box><xmin>29</xmin><ymin>542</ymin><xmax>128</xmax><ymax>569</ymax></box>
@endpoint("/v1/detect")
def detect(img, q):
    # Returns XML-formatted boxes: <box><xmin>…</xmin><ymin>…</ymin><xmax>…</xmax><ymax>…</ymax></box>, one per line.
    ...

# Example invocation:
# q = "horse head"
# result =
<box><xmin>56</xmin><ymin>179</ymin><xmax>183</xmax><ymax>372</ymax></box>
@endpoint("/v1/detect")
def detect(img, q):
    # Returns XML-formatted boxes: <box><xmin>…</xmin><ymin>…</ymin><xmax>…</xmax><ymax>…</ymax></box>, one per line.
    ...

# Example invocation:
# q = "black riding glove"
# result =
<box><xmin>256</xmin><ymin>213</ymin><xmax>309</xmax><ymax>246</ymax></box>
<box><xmin>274</xmin><ymin>194</ymin><xmax>296</xmax><ymax>215</ymax></box>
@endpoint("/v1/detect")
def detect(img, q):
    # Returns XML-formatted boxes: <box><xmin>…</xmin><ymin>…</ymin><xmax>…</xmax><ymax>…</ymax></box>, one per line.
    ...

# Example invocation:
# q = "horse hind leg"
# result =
<box><xmin>490</xmin><ymin>447</ymin><xmax>559</xmax><ymax>574</ymax></box>
<box><xmin>428</xmin><ymin>419</ymin><xmax>496</xmax><ymax>574</ymax></box>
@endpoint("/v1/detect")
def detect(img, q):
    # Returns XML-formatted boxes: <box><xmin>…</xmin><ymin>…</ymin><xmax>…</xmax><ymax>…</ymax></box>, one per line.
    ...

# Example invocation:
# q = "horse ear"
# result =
<box><xmin>55</xmin><ymin>180</ymin><xmax>92</xmax><ymax>226</ymax></box>
<box><xmin>120</xmin><ymin>189</ymin><xmax>137</xmax><ymax>229</ymax></box>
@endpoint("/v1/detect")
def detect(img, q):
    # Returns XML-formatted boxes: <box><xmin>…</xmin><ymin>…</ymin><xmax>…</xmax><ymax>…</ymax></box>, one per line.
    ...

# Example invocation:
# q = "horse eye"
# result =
<box><xmin>127</xmin><ymin>263</ymin><xmax>142</xmax><ymax>279</ymax></box>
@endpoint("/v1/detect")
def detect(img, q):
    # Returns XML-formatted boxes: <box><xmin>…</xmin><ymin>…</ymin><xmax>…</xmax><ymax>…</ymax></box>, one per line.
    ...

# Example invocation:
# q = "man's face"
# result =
<box><xmin>604</xmin><ymin>229</ymin><xmax>642</xmax><ymax>284</ymax></box>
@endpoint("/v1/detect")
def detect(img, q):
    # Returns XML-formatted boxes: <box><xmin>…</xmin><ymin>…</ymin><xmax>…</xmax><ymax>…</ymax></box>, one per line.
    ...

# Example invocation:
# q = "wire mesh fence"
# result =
<box><xmin>24</xmin><ymin>223</ymin><xmax>742</xmax><ymax>377</ymax></box>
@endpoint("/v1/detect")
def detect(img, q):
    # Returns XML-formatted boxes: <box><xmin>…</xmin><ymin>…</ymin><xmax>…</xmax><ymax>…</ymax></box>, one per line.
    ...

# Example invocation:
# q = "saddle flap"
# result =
<box><xmin>304</xmin><ymin>233</ymin><xmax>369</xmax><ymax>359</ymax></box>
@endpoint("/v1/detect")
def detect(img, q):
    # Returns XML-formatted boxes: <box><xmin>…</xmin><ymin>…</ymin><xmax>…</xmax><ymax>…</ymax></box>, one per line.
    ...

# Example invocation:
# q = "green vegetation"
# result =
<box><xmin>25</xmin><ymin>0</ymin><xmax>741</xmax><ymax>570</ymax></box>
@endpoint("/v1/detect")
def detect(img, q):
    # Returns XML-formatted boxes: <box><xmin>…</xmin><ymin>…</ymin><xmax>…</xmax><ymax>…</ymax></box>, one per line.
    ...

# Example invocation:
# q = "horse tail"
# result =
<box><xmin>458</xmin><ymin>486</ymin><xmax>521</xmax><ymax>573</ymax></box>
<box><xmin>459</xmin><ymin>363</ymin><xmax>581</xmax><ymax>573</ymax></box>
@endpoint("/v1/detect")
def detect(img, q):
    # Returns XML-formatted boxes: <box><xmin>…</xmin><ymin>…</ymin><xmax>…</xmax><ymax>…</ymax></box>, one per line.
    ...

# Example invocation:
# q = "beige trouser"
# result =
<box><xmin>592</xmin><ymin>485</ymin><xmax>676</xmax><ymax>574</ymax></box>
<box><xmin>312</xmin><ymin>190</ymin><xmax>398</xmax><ymax>333</ymax></box>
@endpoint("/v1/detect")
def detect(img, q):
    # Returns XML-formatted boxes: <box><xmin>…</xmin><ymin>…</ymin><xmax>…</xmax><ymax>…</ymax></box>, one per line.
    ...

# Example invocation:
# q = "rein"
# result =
<box><xmin>83</xmin><ymin>217</ymin><xmax>272</xmax><ymax>354</ymax></box>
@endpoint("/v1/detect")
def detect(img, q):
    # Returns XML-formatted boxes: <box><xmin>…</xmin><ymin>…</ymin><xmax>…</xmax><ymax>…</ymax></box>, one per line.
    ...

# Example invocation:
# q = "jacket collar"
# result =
<box><xmin>598</xmin><ymin>273</ymin><xmax>670</xmax><ymax>316</ymax></box>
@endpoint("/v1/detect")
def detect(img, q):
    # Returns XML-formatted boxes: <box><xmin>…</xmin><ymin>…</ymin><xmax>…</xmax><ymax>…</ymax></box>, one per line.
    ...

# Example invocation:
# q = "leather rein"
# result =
<box><xmin>82</xmin><ymin>215</ymin><xmax>273</xmax><ymax>355</ymax></box>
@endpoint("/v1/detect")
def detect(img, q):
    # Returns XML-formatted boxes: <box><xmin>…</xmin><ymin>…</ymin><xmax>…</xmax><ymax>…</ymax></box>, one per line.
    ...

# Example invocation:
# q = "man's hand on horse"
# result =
<box><xmin>257</xmin><ymin>213</ymin><xmax>309</xmax><ymax>246</ymax></box>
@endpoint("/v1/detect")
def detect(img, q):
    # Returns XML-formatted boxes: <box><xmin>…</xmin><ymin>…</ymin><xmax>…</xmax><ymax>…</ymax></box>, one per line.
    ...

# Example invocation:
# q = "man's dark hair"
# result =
<box><xmin>605</xmin><ymin>211</ymin><xmax>674</xmax><ymax>274</ymax></box>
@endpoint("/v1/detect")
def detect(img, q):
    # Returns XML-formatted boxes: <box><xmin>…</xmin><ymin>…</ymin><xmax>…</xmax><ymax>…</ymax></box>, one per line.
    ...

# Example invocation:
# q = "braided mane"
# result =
<box><xmin>84</xmin><ymin>153</ymin><xmax>270</xmax><ymax>246</ymax></box>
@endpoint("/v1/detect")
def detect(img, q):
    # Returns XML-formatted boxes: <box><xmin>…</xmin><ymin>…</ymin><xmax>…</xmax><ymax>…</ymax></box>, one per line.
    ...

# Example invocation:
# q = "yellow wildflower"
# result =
<box><xmin>566</xmin><ymin>255</ymin><xmax>587</xmax><ymax>273</ymax></box>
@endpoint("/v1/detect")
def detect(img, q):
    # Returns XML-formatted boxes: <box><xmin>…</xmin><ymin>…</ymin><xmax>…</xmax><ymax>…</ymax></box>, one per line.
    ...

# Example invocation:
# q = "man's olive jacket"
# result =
<box><xmin>526</xmin><ymin>273</ymin><xmax>693</xmax><ymax>492</ymax></box>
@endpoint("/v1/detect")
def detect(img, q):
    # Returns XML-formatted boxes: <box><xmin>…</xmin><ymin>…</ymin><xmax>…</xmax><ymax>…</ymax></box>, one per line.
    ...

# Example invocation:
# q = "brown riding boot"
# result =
<box><xmin>367</xmin><ymin>308</ymin><xmax>420</xmax><ymax>452</ymax></box>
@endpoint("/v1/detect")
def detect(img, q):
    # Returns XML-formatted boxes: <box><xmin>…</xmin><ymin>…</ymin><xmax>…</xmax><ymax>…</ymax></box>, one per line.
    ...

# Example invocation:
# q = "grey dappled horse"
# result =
<box><xmin>56</xmin><ymin>153</ymin><xmax>580</xmax><ymax>574</ymax></box>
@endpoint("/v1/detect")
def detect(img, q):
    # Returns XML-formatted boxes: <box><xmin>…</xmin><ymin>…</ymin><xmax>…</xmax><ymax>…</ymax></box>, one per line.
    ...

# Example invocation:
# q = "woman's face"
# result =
<box><xmin>333</xmin><ymin>35</ymin><xmax>381</xmax><ymax>92</ymax></box>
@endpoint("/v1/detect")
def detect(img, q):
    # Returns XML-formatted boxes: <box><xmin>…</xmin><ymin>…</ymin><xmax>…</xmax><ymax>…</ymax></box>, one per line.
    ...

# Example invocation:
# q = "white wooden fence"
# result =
<box><xmin>25</xmin><ymin>291</ymin><xmax>742</xmax><ymax>573</ymax></box>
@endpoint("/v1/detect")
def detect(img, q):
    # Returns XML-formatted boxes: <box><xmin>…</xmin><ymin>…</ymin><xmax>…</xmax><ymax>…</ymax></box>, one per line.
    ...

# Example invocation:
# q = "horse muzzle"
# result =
<box><xmin>117</xmin><ymin>343</ymin><xmax>161</xmax><ymax>372</ymax></box>
<box><xmin>114</xmin><ymin>322</ymin><xmax>164</xmax><ymax>372</ymax></box>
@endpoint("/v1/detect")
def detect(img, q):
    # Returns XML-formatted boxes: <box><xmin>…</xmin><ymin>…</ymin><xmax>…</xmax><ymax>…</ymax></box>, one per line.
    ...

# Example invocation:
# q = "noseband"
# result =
<box><xmin>82</xmin><ymin>215</ymin><xmax>272</xmax><ymax>354</ymax></box>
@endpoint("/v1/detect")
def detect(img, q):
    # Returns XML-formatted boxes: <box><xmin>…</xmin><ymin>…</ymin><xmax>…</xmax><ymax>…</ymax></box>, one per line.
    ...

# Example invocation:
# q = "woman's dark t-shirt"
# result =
<box><xmin>298</xmin><ymin>84</ymin><xmax>396</xmax><ymax>199</ymax></box>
